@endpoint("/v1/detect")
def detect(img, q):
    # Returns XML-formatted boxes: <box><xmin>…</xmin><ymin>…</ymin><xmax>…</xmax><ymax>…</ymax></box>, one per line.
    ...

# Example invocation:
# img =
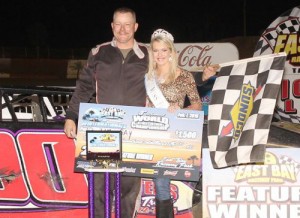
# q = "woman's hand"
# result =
<box><xmin>168</xmin><ymin>104</ymin><xmax>180</xmax><ymax>113</ymax></box>
<box><xmin>202</xmin><ymin>65</ymin><xmax>220</xmax><ymax>81</ymax></box>
<box><xmin>186</xmin><ymin>103</ymin><xmax>202</xmax><ymax>111</ymax></box>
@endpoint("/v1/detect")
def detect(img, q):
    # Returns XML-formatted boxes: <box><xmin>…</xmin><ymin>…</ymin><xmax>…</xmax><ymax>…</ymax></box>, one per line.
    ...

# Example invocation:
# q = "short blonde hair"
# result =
<box><xmin>113</xmin><ymin>7</ymin><xmax>136</xmax><ymax>22</ymax></box>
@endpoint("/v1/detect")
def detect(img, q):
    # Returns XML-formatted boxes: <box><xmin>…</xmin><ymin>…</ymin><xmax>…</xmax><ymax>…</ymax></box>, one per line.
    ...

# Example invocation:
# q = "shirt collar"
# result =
<box><xmin>111</xmin><ymin>37</ymin><xmax>145</xmax><ymax>59</ymax></box>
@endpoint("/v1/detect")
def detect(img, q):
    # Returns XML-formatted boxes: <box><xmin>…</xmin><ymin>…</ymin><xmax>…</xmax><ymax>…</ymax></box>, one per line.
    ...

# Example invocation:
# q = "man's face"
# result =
<box><xmin>111</xmin><ymin>12</ymin><xmax>138</xmax><ymax>46</ymax></box>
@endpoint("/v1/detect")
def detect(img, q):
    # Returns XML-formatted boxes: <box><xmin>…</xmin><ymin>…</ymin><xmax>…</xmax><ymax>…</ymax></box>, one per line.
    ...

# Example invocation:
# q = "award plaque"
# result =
<box><xmin>75</xmin><ymin>103</ymin><xmax>204</xmax><ymax>181</ymax></box>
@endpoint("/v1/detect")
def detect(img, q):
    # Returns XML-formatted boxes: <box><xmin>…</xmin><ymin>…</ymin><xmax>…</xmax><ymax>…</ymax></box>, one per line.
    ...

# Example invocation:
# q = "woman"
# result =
<box><xmin>145</xmin><ymin>28</ymin><xmax>216</xmax><ymax>218</ymax></box>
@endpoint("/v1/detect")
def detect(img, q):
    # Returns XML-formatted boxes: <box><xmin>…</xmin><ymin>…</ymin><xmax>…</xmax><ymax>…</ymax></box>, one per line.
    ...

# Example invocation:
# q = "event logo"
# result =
<box><xmin>234</xmin><ymin>151</ymin><xmax>299</xmax><ymax>184</ymax></box>
<box><xmin>82</xmin><ymin>107</ymin><xmax>125</xmax><ymax>121</ymax></box>
<box><xmin>99</xmin><ymin>107</ymin><xmax>125</xmax><ymax>119</ymax></box>
<box><xmin>155</xmin><ymin>157</ymin><xmax>193</xmax><ymax>169</ymax></box>
<box><xmin>80</xmin><ymin>107</ymin><xmax>126</xmax><ymax>130</ymax></box>
<box><xmin>100</xmin><ymin>133</ymin><xmax>116</xmax><ymax>142</ymax></box>
<box><xmin>274</xmin><ymin>32</ymin><xmax>300</xmax><ymax>66</ymax></box>
<box><xmin>131</xmin><ymin>111</ymin><xmax>170</xmax><ymax>130</ymax></box>
<box><xmin>220</xmin><ymin>82</ymin><xmax>256</xmax><ymax>139</ymax></box>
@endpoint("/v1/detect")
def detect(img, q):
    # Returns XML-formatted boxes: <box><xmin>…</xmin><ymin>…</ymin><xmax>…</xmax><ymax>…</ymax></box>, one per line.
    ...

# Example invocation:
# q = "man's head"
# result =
<box><xmin>111</xmin><ymin>7</ymin><xmax>138</xmax><ymax>49</ymax></box>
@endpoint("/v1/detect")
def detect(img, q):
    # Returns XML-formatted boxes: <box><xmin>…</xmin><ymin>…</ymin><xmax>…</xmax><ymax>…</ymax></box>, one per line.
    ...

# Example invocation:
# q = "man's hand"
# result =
<box><xmin>64</xmin><ymin>119</ymin><xmax>77</xmax><ymax>138</ymax></box>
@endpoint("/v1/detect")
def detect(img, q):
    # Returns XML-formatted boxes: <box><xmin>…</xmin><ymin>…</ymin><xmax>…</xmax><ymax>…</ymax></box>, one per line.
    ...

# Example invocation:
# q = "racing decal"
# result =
<box><xmin>0</xmin><ymin>132</ymin><xmax>29</xmax><ymax>202</ymax></box>
<box><xmin>0</xmin><ymin>129</ymin><xmax>88</xmax><ymax>218</ymax></box>
<box><xmin>16</xmin><ymin>131</ymin><xmax>88</xmax><ymax>205</ymax></box>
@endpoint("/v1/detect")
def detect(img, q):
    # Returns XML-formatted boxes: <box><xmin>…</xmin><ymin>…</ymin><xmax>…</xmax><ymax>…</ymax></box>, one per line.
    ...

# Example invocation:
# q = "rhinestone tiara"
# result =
<box><xmin>151</xmin><ymin>29</ymin><xmax>174</xmax><ymax>42</ymax></box>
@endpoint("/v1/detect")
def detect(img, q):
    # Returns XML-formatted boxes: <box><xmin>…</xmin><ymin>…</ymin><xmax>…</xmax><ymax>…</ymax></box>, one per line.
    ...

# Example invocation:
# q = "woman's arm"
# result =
<box><xmin>185</xmin><ymin>71</ymin><xmax>202</xmax><ymax>111</ymax></box>
<box><xmin>185</xmin><ymin>102</ymin><xmax>202</xmax><ymax>111</ymax></box>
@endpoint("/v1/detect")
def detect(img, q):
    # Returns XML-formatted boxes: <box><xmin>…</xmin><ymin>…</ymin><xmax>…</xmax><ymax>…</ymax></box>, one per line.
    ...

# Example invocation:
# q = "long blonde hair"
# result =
<box><xmin>146</xmin><ymin>36</ymin><xmax>178</xmax><ymax>84</ymax></box>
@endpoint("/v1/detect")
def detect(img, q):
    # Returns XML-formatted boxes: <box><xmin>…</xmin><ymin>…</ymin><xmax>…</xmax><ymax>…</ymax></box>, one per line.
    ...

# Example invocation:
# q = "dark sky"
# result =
<box><xmin>1</xmin><ymin>0</ymin><xmax>300</xmax><ymax>48</ymax></box>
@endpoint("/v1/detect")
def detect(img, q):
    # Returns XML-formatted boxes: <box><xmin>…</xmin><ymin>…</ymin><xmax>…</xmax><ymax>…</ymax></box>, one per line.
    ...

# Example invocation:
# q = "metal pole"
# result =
<box><xmin>115</xmin><ymin>173</ymin><xmax>121</xmax><ymax>218</ymax></box>
<box><xmin>105</xmin><ymin>172</ymin><xmax>111</xmax><ymax>218</ymax></box>
<box><xmin>88</xmin><ymin>172</ymin><xmax>94</xmax><ymax>218</ymax></box>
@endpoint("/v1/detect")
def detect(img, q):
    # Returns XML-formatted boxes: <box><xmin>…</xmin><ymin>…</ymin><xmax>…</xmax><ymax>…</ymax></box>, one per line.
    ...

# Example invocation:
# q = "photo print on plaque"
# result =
<box><xmin>86</xmin><ymin>130</ymin><xmax>122</xmax><ymax>168</ymax></box>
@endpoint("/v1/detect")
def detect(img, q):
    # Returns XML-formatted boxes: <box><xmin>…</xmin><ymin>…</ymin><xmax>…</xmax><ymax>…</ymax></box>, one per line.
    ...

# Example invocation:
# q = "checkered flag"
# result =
<box><xmin>274</xmin><ymin>106</ymin><xmax>300</xmax><ymax>123</ymax></box>
<box><xmin>279</xmin><ymin>155</ymin><xmax>300</xmax><ymax>174</ymax></box>
<box><xmin>208</xmin><ymin>53</ymin><xmax>287</xmax><ymax>169</ymax></box>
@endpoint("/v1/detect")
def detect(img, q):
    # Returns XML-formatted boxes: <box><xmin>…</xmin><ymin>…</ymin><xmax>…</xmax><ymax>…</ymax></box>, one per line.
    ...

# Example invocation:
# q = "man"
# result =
<box><xmin>64</xmin><ymin>7</ymin><xmax>148</xmax><ymax>218</ymax></box>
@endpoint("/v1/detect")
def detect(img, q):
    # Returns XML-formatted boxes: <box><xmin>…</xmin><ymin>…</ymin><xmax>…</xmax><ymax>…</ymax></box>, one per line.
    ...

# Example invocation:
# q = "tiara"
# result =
<box><xmin>151</xmin><ymin>29</ymin><xmax>174</xmax><ymax>42</ymax></box>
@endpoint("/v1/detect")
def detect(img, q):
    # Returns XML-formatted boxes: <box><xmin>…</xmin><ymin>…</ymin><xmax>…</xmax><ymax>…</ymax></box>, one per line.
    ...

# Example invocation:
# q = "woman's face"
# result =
<box><xmin>152</xmin><ymin>40</ymin><xmax>172</xmax><ymax>67</ymax></box>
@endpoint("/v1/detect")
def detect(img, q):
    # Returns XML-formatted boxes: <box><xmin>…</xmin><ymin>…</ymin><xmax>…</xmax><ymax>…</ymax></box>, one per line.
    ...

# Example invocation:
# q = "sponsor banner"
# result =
<box><xmin>253</xmin><ymin>6</ymin><xmax>300</xmax><ymax>123</ymax></box>
<box><xmin>75</xmin><ymin>103</ymin><xmax>204</xmax><ymax>182</ymax></box>
<box><xmin>174</xmin><ymin>43</ymin><xmax>239</xmax><ymax>72</ymax></box>
<box><xmin>202</xmin><ymin>148</ymin><xmax>300</xmax><ymax>218</ymax></box>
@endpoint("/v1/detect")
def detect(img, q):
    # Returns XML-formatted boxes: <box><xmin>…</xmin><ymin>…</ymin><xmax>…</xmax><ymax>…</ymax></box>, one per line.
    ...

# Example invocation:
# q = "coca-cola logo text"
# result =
<box><xmin>177</xmin><ymin>45</ymin><xmax>213</xmax><ymax>69</ymax></box>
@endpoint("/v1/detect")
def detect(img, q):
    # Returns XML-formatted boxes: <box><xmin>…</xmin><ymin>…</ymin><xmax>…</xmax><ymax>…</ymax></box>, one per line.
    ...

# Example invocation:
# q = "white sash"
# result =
<box><xmin>145</xmin><ymin>76</ymin><xmax>170</xmax><ymax>109</ymax></box>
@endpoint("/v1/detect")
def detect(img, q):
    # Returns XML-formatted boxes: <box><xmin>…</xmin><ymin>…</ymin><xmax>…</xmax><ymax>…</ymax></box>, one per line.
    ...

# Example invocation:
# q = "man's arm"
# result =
<box><xmin>64</xmin><ymin>51</ymin><xmax>96</xmax><ymax>138</ymax></box>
